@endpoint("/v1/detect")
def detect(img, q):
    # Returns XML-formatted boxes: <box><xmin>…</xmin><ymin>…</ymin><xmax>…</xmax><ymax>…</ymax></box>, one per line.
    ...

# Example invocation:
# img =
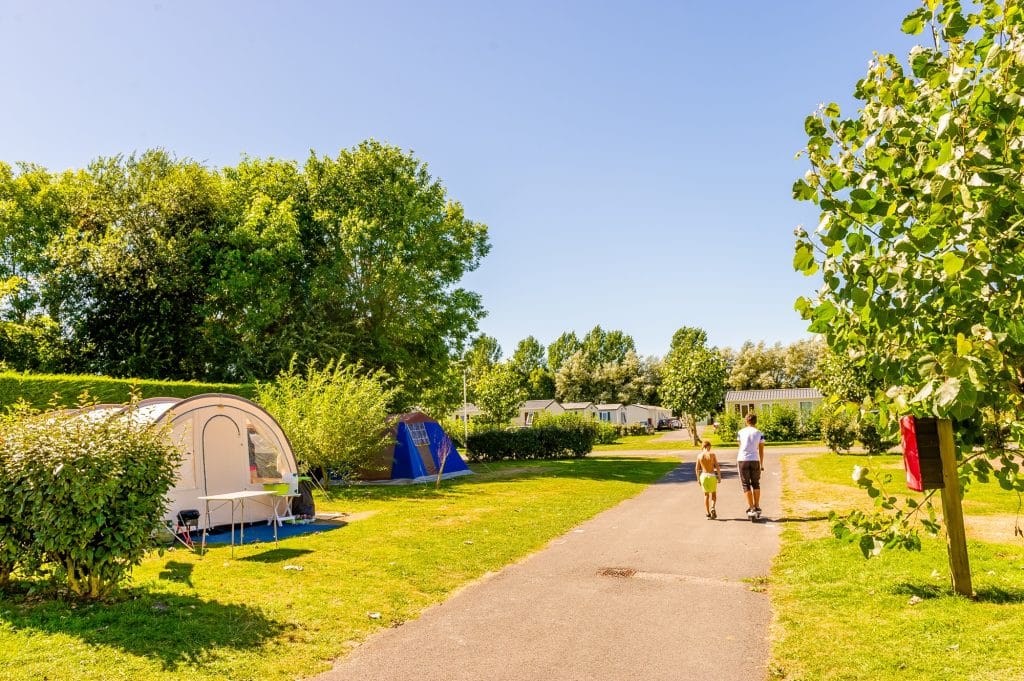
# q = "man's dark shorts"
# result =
<box><xmin>738</xmin><ymin>460</ymin><xmax>762</xmax><ymax>492</ymax></box>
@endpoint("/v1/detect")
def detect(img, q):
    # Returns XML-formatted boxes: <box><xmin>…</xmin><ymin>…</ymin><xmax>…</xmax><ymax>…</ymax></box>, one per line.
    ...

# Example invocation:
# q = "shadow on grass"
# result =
<box><xmin>239</xmin><ymin>548</ymin><xmax>313</xmax><ymax>563</ymax></box>
<box><xmin>158</xmin><ymin>561</ymin><xmax>194</xmax><ymax>588</ymax></box>
<box><xmin>320</xmin><ymin>456</ymin><xmax>681</xmax><ymax>503</ymax></box>
<box><xmin>0</xmin><ymin>586</ymin><xmax>284</xmax><ymax>670</ymax></box>
<box><xmin>891</xmin><ymin>581</ymin><xmax>1024</xmax><ymax>604</ymax></box>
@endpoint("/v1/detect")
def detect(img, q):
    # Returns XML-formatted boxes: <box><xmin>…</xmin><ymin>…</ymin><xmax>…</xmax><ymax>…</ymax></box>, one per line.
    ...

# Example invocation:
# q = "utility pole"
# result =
<box><xmin>462</xmin><ymin>365</ymin><xmax>469</xmax><ymax>444</ymax></box>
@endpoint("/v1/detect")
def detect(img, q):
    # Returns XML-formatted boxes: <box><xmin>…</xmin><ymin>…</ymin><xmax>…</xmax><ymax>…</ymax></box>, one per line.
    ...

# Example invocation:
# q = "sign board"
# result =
<box><xmin>899</xmin><ymin>415</ymin><xmax>945</xmax><ymax>491</ymax></box>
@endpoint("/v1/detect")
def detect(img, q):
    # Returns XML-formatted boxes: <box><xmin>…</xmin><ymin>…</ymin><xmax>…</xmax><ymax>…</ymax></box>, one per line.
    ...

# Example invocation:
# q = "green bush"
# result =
<box><xmin>465</xmin><ymin>424</ymin><xmax>595</xmax><ymax>462</ymax></box>
<box><xmin>0</xmin><ymin>399</ymin><xmax>181</xmax><ymax>599</ymax></box>
<box><xmin>615</xmin><ymin>423</ymin><xmax>651</xmax><ymax>437</ymax></box>
<box><xmin>255</xmin><ymin>358</ymin><xmax>396</xmax><ymax>478</ymax></box>
<box><xmin>593</xmin><ymin>420</ymin><xmax>619</xmax><ymax>444</ymax></box>
<box><xmin>0</xmin><ymin>371</ymin><xmax>254</xmax><ymax>411</ymax></box>
<box><xmin>800</xmin><ymin>405</ymin><xmax>824</xmax><ymax>440</ymax></box>
<box><xmin>757</xmin><ymin>404</ymin><xmax>801</xmax><ymax>442</ymax></box>
<box><xmin>856</xmin><ymin>420</ymin><xmax>897</xmax><ymax>455</ymax></box>
<box><xmin>821</xmin><ymin>408</ymin><xmax>856</xmax><ymax>453</ymax></box>
<box><xmin>715</xmin><ymin>410</ymin><xmax>741</xmax><ymax>443</ymax></box>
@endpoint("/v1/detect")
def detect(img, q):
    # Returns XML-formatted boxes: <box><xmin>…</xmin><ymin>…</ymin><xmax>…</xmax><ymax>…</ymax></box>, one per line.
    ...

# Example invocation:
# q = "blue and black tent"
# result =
<box><xmin>362</xmin><ymin>412</ymin><xmax>472</xmax><ymax>483</ymax></box>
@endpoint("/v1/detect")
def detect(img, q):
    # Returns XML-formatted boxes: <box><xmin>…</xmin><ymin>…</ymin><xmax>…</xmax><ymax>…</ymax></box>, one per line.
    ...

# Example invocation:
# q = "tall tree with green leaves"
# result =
<box><xmin>474</xmin><ymin>362</ymin><xmax>527</xmax><ymax>426</ymax></box>
<box><xmin>793</xmin><ymin>0</ymin><xmax>1024</xmax><ymax>550</ymax></box>
<box><xmin>547</xmin><ymin>331</ymin><xmax>581</xmax><ymax>374</ymax></box>
<box><xmin>300</xmin><ymin>141</ymin><xmax>491</xmax><ymax>402</ymax></box>
<box><xmin>660</xmin><ymin>327</ymin><xmax>727</xmax><ymax>445</ymax></box>
<box><xmin>510</xmin><ymin>336</ymin><xmax>554</xmax><ymax>398</ymax></box>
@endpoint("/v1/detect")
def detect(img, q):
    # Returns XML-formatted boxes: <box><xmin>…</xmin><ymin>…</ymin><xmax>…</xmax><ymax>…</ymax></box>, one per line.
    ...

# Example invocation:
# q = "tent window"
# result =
<box><xmin>247</xmin><ymin>420</ymin><xmax>284</xmax><ymax>482</ymax></box>
<box><xmin>408</xmin><ymin>422</ymin><xmax>430</xmax><ymax>445</ymax></box>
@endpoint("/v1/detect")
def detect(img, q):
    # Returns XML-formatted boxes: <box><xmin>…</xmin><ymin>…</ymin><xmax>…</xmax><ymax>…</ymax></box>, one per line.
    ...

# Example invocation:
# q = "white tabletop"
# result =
<box><xmin>198</xmin><ymin>490</ymin><xmax>276</xmax><ymax>501</ymax></box>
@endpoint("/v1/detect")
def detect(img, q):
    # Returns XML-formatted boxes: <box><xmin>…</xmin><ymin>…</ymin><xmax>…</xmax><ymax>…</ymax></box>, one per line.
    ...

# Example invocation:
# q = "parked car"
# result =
<box><xmin>656</xmin><ymin>419</ymin><xmax>673</xmax><ymax>431</ymax></box>
<box><xmin>668</xmin><ymin>418</ymin><xmax>682</xmax><ymax>429</ymax></box>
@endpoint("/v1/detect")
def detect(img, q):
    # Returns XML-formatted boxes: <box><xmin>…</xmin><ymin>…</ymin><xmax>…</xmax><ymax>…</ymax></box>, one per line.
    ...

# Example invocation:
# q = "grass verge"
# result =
<box><xmin>771</xmin><ymin>452</ymin><xmax>1024</xmax><ymax>681</ymax></box>
<box><xmin>592</xmin><ymin>434</ymin><xmax>698</xmax><ymax>451</ymax></box>
<box><xmin>0</xmin><ymin>456</ymin><xmax>676</xmax><ymax>681</ymax></box>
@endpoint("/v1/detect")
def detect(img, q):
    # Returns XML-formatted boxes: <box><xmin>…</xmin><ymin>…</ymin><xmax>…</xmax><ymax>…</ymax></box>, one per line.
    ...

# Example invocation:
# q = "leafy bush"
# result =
<box><xmin>715</xmin><ymin>410</ymin><xmax>741</xmax><ymax>443</ymax></box>
<box><xmin>465</xmin><ymin>424</ymin><xmax>595</xmax><ymax>462</ymax></box>
<box><xmin>593</xmin><ymin>420</ymin><xmax>619</xmax><ymax>444</ymax></box>
<box><xmin>820</xmin><ymin>407</ymin><xmax>856</xmax><ymax>453</ymax></box>
<box><xmin>856</xmin><ymin>420</ymin><xmax>896</xmax><ymax>455</ymax></box>
<box><xmin>437</xmin><ymin>416</ymin><xmax>493</xmax><ymax>450</ymax></box>
<box><xmin>757</xmin><ymin>404</ymin><xmax>801</xmax><ymax>442</ymax></box>
<box><xmin>615</xmin><ymin>423</ymin><xmax>651</xmax><ymax>437</ymax></box>
<box><xmin>0</xmin><ymin>371</ymin><xmax>254</xmax><ymax>411</ymax></box>
<box><xmin>0</xmin><ymin>399</ymin><xmax>181</xmax><ymax>598</ymax></box>
<box><xmin>255</xmin><ymin>358</ymin><xmax>396</xmax><ymax>478</ymax></box>
<box><xmin>800</xmin><ymin>405</ymin><xmax>823</xmax><ymax>440</ymax></box>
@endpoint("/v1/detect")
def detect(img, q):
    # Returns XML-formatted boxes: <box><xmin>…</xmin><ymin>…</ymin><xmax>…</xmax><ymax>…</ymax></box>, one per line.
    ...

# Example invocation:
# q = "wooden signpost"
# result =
<box><xmin>900</xmin><ymin>416</ymin><xmax>972</xmax><ymax>597</ymax></box>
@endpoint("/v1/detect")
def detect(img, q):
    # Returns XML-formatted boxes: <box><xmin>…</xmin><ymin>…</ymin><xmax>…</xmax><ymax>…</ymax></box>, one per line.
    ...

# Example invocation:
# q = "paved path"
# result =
<box><xmin>312</xmin><ymin>454</ymin><xmax>782</xmax><ymax>681</ymax></box>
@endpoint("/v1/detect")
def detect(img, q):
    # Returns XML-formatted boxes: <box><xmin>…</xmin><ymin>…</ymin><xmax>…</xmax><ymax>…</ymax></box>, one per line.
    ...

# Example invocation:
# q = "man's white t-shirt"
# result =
<box><xmin>737</xmin><ymin>425</ymin><xmax>764</xmax><ymax>462</ymax></box>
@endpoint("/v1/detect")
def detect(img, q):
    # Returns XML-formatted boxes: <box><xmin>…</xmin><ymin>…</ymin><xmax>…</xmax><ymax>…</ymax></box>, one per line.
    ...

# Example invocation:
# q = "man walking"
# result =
<box><xmin>737</xmin><ymin>413</ymin><xmax>765</xmax><ymax>519</ymax></box>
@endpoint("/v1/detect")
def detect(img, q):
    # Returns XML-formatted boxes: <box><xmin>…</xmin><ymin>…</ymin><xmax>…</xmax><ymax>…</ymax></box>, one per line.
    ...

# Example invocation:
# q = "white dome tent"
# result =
<box><xmin>86</xmin><ymin>394</ymin><xmax>300</xmax><ymax>530</ymax></box>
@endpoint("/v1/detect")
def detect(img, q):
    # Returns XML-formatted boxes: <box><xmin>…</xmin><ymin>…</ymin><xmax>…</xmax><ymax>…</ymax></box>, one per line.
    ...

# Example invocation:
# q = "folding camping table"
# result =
<box><xmin>197</xmin><ymin>490</ymin><xmax>279</xmax><ymax>557</ymax></box>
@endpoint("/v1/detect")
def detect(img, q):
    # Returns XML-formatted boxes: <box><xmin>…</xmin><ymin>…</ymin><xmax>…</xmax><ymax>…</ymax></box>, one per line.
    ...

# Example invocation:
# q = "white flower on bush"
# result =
<box><xmin>852</xmin><ymin>465</ymin><xmax>868</xmax><ymax>483</ymax></box>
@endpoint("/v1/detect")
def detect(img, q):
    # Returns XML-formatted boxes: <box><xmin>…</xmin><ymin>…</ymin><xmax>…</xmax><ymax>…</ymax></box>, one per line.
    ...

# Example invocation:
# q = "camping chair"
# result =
<box><xmin>172</xmin><ymin>509</ymin><xmax>201</xmax><ymax>551</ymax></box>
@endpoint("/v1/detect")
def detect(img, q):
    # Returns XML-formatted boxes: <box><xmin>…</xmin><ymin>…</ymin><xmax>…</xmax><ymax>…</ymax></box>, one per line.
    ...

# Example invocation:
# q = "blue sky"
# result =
<box><xmin>0</xmin><ymin>1</ymin><xmax>919</xmax><ymax>359</ymax></box>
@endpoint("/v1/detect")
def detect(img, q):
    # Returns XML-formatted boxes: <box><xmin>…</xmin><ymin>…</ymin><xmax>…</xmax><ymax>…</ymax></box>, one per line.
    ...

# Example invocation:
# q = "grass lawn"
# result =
<box><xmin>591</xmin><ymin>433</ymin><xmax>699</xmax><ymax>451</ymax></box>
<box><xmin>0</xmin><ymin>456</ymin><xmax>677</xmax><ymax>681</ymax></box>
<box><xmin>772</xmin><ymin>451</ymin><xmax>1024</xmax><ymax>681</ymax></box>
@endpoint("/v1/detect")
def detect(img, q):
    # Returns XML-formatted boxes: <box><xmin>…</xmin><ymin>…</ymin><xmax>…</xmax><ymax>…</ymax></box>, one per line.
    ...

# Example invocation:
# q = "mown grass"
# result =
<box><xmin>0</xmin><ymin>456</ymin><xmax>676</xmax><ymax>681</ymax></box>
<box><xmin>799</xmin><ymin>452</ymin><xmax>1024</xmax><ymax>516</ymax></box>
<box><xmin>592</xmin><ymin>433</ymin><xmax>698</xmax><ymax>451</ymax></box>
<box><xmin>771</xmin><ymin>452</ymin><xmax>1024</xmax><ymax>681</ymax></box>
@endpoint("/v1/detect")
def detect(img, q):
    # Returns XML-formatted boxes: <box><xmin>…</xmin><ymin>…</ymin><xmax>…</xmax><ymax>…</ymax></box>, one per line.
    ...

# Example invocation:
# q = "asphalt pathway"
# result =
<box><xmin>312</xmin><ymin>453</ymin><xmax>783</xmax><ymax>681</ymax></box>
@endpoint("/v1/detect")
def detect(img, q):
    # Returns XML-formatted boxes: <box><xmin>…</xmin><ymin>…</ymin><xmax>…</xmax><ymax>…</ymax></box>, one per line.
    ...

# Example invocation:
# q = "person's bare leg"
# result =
<box><xmin>744</xmin><ymin>490</ymin><xmax>755</xmax><ymax>510</ymax></box>
<box><xmin>704</xmin><ymin>494</ymin><xmax>711</xmax><ymax>515</ymax></box>
<box><xmin>753</xmin><ymin>489</ymin><xmax>761</xmax><ymax>509</ymax></box>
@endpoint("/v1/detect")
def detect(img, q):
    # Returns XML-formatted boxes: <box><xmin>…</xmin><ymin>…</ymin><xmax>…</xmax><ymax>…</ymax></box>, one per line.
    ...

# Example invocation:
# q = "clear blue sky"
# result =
<box><xmin>0</xmin><ymin>1</ymin><xmax>918</xmax><ymax>359</ymax></box>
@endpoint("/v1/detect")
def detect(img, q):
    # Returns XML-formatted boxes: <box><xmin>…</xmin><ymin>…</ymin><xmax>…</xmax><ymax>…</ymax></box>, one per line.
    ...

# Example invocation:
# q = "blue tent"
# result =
<box><xmin>364</xmin><ymin>412</ymin><xmax>473</xmax><ymax>483</ymax></box>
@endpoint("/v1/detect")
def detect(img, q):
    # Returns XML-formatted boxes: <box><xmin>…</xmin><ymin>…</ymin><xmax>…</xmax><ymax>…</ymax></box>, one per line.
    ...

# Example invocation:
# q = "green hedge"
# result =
<box><xmin>465</xmin><ymin>425</ymin><xmax>595</xmax><ymax>462</ymax></box>
<box><xmin>0</xmin><ymin>371</ymin><xmax>254</xmax><ymax>410</ymax></box>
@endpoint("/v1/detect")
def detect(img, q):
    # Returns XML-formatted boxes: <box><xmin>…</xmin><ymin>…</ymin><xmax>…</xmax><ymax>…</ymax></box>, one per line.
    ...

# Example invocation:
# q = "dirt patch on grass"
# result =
<box><xmin>318</xmin><ymin>510</ymin><xmax>379</xmax><ymax>523</ymax></box>
<box><xmin>470</xmin><ymin>466</ymin><xmax>545</xmax><ymax>480</ymax></box>
<box><xmin>966</xmin><ymin>514</ymin><xmax>1024</xmax><ymax>544</ymax></box>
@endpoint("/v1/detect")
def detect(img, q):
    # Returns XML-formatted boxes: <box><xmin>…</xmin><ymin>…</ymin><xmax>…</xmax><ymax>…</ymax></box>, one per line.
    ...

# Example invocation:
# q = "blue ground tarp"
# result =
<box><xmin>201</xmin><ymin>521</ymin><xmax>342</xmax><ymax>545</ymax></box>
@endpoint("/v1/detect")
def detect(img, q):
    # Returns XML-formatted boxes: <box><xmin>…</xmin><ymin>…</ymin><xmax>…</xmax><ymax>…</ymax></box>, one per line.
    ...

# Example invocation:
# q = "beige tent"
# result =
<box><xmin>86</xmin><ymin>394</ymin><xmax>299</xmax><ymax>529</ymax></box>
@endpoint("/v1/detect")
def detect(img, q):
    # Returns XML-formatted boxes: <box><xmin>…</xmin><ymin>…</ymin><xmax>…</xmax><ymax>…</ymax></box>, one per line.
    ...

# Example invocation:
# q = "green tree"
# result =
<box><xmin>554</xmin><ymin>350</ymin><xmax>596</xmax><ymax>403</ymax></box>
<box><xmin>207</xmin><ymin>156</ymin><xmax>306</xmax><ymax>379</ymax></box>
<box><xmin>581</xmin><ymin>325</ymin><xmax>636</xmax><ymax>365</ymax></box>
<box><xmin>547</xmin><ymin>331</ymin><xmax>581</xmax><ymax>374</ymax></box>
<box><xmin>35</xmin><ymin>151</ymin><xmax>224</xmax><ymax>379</ymax></box>
<box><xmin>726</xmin><ymin>341</ymin><xmax>787</xmax><ymax>390</ymax></box>
<box><xmin>793</xmin><ymin>0</ymin><xmax>1024</xmax><ymax>549</ymax></box>
<box><xmin>510</xmin><ymin>336</ymin><xmax>555</xmax><ymax>398</ymax></box>
<box><xmin>474</xmin><ymin>363</ymin><xmax>527</xmax><ymax>426</ymax></box>
<box><xmin>783</xmin><ymin>337</ymin><xmax>826</xmax><ymax>388</ymax></box>
<box><xmin>660</xmin><ymin>327</ymin><xmax>727</xmax><ymax>445</ymax></box>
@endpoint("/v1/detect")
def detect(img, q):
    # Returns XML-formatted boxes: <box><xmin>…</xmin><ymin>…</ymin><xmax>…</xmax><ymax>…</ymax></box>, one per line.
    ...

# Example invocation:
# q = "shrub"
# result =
<box><xmin>800</xmin><ymin>405</ymin><xmax>824</xmax><ymax>440</ymax></box>
<box><xmin>616</xmin><ymin>423</ymin><xmax>651</xmax><ymax>437</ymax></box>
<box><xmin>757</xmin><ymin>404</ymin><xmax>801</xmax><ymax>442</ymax></box>
<box><xmin>715</xmin><ymin>410</ymin><xmax>741</xmax><ymax>443</ymax></box>
<box><xmin>438</xmin><ymin>417</ymin><xmax>491</xmax><ymax>450</ymax></box>
<box><xmin>465</xmin><ymin>424</ymin><xmax>595</xmax><ymax>462</ymax></box>
<box><xmin>255</xmin><ymin>358</ymin><xmax>396</xmax><ymax>478</ymax></box>
<box><xmin>820</xmin><ymin>407</ymin><xmax>856</xmax><ymax>453</ymax></box>
<box><xmin>593</xmin><ymin>420</ymin><xmax>619</xmax><ymax>444</ymax></box>
<box><xmin>856</xmin><ymin>420</ymin><xmax>897</xmax><ymax>455</ymax></box>
<box><xmin>0</xmin><ymin>399</ymin><xmax>181</xmax><ymax>598</ymax></box>
<box><xmin>0</xmin><ymin>370</ymin><xmax>254</xmax><ymax>411</ymax></box>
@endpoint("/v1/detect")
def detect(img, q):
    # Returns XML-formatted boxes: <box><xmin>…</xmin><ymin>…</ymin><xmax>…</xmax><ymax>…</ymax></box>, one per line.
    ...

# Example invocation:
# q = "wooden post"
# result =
<box><xmin>937</xmin><ymin>419</ymin><xmax>973</xmax><ymax>597</ymax></box>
